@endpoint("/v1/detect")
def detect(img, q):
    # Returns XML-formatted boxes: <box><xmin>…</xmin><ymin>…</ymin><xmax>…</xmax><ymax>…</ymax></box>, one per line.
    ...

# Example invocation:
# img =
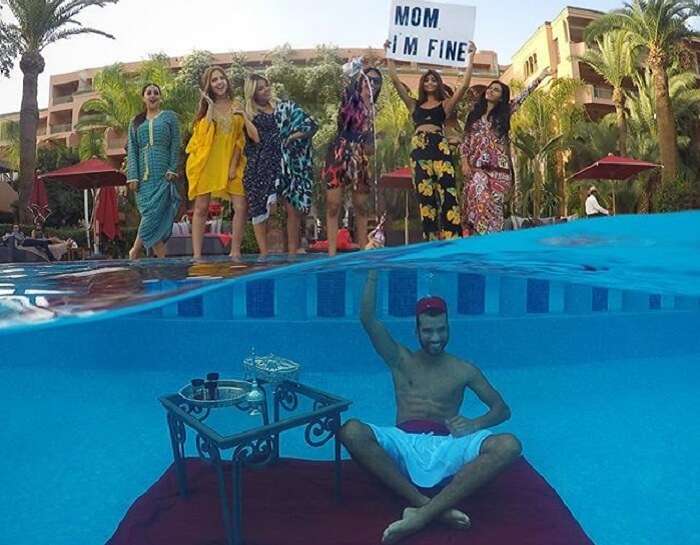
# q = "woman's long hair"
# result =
<box><xmin>416</xmin><ymin>69</ymin><xmax>447</xmax><ymax>106</ymax></box>
<box><xmin>244</xmin><ymin>74</ymin><xmax>275</xmax><ymax>118</ymax></box>
<box><xmin>466</xmin><ymin>80</ymin><xmax>511</xmax><ymax>138</ymax></box>
<box><xmin>132</xmin><ymin>83</ymin><xmax>161</xmax><ymax>131</ymax></box>
<box><xmin>194</xmin><ymin>66</ymin><xmax>235</xmax><ymax>123</ymax></box>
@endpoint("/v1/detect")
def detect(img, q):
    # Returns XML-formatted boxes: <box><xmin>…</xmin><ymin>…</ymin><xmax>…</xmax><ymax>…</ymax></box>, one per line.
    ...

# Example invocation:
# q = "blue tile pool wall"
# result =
<box><xmin>132</xmin><ymin>269</ymin><xmax>700</xmax><ymax>323</ymax></box>
<box><xmin>246</xmin><ymin>279</ymin><xmax>275</xmax><ymax>318</ymax></box>
<box><xmin>388</xmin><ymin>269</ymin><xmax>417</xmax><ymax>317</ymax></box>
<box><xmin>457</xmin><ymin>273</ymin><xmax>486</xmax><ymax>315</ymax></box>
<box><xmin>317</xmin><ymin>271</ymin><xmax>345</xmax><ymax>318</ymax></box>
<box><xmin>527</xmin><ymin>279</ymin><xmax>550</xmax><ymax>314</ymax></box>
<box><xmin>592</xmin><ymin>288</ymin><xmax>609</xmax><ymax>312</ymax></box>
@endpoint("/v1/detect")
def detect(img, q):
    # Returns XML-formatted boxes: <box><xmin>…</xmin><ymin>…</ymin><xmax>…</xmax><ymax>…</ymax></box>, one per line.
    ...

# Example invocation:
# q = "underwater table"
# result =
<box><xmin>160</xmin><ymin>379</ymin><xmax>352</xmax><ymax>545</ymax></box>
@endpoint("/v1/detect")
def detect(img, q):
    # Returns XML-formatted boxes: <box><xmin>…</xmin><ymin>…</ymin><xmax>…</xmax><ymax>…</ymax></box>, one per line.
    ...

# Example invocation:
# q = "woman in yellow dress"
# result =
<box><xmin>186</xmin><ymin>66</ymin><xmax>259</xmax><ymax>259</ymax></box>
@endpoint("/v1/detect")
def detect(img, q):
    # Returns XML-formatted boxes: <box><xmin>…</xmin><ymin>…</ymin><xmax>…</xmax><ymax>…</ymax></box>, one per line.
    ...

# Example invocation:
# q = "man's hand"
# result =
<box><xmin>445</xmin><ymin>416</ymin><xmax>479</xmax><ymax>438</ymax></box>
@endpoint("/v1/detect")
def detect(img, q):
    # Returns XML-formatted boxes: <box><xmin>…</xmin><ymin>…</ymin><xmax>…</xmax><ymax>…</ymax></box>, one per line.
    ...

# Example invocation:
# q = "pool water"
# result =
<box><xmin>1</xmin><ymin>212</ymin><xmax>699</xmax><ymax>545</ymax></box>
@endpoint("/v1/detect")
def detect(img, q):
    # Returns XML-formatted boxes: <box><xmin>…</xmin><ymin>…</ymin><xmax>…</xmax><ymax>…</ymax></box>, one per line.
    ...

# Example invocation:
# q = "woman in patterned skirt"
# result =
<box><xmin>275</xmin><ymin>101</ymin><xmax>318</xmax><ymax>254</ymax></box>
<box><xmin>244</xmin><ymin>75</ymin><xmax>316</xmax><ymax>256</ymax></box>
<box><xmin>243</xmin><ymin>74</ymin><xmax>283</xmax><ymax>257</ymax></box>
<box><xmin>460</xmin><ymin>70</ymin><xmax>549</xmax><ymax>235</ymax></box>
<box><xmin>322</xmin><ymin>61</ymin><xmax>383</xmax><ymax>256</ymax></box>
<box><xmin>126</xmin><ymin>83</ymin><xmax>181</xmax><ymax>259</ymax></box>
<box><xmin>385</xmin><ymin>41</ymin><xmax>476</xmax><ymax>241</ymax></box>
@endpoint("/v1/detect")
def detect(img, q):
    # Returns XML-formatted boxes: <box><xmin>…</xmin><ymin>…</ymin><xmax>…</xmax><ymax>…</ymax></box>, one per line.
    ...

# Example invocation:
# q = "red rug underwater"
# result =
<box><xmin>107</xmin><ymin>457</ymin><xmax>593</xmax><ymax>545</ymax></box>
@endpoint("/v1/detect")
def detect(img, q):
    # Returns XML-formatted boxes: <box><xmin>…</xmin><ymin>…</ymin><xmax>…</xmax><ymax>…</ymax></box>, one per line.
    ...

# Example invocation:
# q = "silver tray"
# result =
<box><xmin>178</xmin><ymin>379</ymin><xmax>252</xmax><ymax>408</ymax></box>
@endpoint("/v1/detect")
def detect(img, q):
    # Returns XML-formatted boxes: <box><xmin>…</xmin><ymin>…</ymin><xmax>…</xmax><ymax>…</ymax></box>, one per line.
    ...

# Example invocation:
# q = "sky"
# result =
<box><xmin>0</xmin><ymin>0</ymin><xmax>628</xmax><ymax>114</ymax></box>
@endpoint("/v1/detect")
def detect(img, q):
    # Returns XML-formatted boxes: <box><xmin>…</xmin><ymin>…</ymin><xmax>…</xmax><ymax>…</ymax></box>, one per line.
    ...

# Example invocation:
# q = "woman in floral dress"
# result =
<box><xmin>460</xmin><ymin>70</ymin><xmax>549</xmax><ymax>235</ymax></box>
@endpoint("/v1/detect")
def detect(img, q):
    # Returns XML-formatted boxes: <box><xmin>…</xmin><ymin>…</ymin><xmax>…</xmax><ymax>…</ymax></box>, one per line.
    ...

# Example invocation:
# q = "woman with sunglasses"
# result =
<box><xmin>323</xmin><ymin>60</ymin><xmax>383</xmax><ymax>256</ymax></box>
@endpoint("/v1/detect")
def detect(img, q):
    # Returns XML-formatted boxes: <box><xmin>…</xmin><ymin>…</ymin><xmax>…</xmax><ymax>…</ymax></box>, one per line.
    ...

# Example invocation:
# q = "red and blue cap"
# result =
<box><xmin>416</xmin><ymin>296</ymin><xmax>448</xmax><ymax>317</ymax></box>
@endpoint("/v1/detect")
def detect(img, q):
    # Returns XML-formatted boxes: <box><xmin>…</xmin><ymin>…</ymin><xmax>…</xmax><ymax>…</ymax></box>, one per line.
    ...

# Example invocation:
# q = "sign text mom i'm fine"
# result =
<box><xmin>386</xmin><ymin>0</ymin><xmax>476</xmax><ymax>68</ymax></box>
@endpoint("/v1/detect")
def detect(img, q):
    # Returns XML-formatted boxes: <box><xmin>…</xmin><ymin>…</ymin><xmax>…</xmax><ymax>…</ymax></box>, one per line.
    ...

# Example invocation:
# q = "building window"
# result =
<box><xmin>553</xmin><ymin>39</ymin><xmax>560</xmax><ymax>66</ymax></box>
<box><xmin>533</xmin><ymin>53</ymin><xmax>538</xmax><ymax>72</ymax></box>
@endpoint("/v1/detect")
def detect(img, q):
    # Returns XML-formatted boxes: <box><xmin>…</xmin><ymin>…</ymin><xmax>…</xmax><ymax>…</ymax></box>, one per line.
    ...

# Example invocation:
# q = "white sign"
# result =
<box><xmin>386</xmin><ymin>0</ymin><xmax>476</xmax><ymax>68</ymax></box>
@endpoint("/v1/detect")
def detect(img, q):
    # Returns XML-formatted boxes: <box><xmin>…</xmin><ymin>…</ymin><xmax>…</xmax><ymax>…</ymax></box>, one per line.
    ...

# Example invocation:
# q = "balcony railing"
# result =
<box><xmin>579</xmin><ymin>84</ymin><xmax>614</xmax><ymax>106</ymax></box>
<box><xmin>53</xmin><ymin>95</ymin><xmax>73</xmax><ymax>105</ymax></box>
<box><xmin>50</xmin><ymin>123</ymin><xmax>72</xmax><ymax>134</ymax></box>
<box><xmin>593</xmin><ymin>86</ymin><xmax>613</xmax><ymax>100</ymax></box>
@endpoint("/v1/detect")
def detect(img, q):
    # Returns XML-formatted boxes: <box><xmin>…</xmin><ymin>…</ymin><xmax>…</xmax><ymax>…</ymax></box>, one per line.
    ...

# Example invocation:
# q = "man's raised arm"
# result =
<box><xmin>360</xmin><ymin>270</ymin><xmax>403</xmax><ymax>368</ymax></box>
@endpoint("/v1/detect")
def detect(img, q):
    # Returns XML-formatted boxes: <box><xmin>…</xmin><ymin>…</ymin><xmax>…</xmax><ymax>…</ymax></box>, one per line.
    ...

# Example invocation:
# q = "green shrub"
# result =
<box><xmin>653</xmin><ymin>178</ymin><xmax>699</xmax><ymax>212</ymax></box>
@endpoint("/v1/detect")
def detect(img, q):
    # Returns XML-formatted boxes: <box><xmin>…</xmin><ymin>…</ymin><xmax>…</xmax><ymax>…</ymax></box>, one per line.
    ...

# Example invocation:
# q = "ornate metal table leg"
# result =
<box><xmin>200</xmin><ymin>436</ymin><xmax>235</xmax><ymax>545</ymax></box>
<box><xmin>333</xmin><ymin>414</ymin><xmax>343</xmax><ymax>503</ymax></box>
<box><xmin>166</xmin><ymin>412</ymin><xmax>188</xmax><ymax>496</ymax></box>
<box><xmin>233</xmin><ymin>458</ymin><xmax>244</xmax><ymax>545</ymax></box>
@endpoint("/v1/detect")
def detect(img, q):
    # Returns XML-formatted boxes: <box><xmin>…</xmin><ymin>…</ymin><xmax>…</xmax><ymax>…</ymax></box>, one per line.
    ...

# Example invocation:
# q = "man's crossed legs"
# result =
<box><xmin>338</xmin><ymin>419</ymin><xmax>522</xmax><ymax>544</ymax></box>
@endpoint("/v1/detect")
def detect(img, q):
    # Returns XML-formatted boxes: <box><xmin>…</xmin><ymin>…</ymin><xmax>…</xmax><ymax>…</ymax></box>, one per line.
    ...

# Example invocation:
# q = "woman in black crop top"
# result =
<box><xmin>384</xmin><ymin>40</ymin><xmax>476</xmax><ymax>241</ymax></box>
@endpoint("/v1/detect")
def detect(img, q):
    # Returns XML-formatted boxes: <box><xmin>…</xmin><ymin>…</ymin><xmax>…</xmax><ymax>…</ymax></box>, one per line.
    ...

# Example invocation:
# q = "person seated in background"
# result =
<box><xmin>585</xmin><ymin>186</ymin><xmax>610</xmax><ymax>218</ymax></box>
<box><xmin>339</xmin><ymin>270</ymin><xmax>522</xmax><ymax>544</ymax></box>
<box><xmin>23</xmin><ymin>223</ymin><xmax>74</xmax><ymax>261</ymax></box>
<box><xmin>2</xmin><ymin>224</ymin><xmax>26</xmax><ymax>244</ymax></box>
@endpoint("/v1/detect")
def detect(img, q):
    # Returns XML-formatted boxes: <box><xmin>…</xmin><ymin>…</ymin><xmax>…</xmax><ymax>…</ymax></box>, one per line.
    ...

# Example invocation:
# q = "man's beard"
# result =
<box><xmin>420</xmin><ymin>338</ymin><xmax>447</xmax><ymax>356</ymax></box>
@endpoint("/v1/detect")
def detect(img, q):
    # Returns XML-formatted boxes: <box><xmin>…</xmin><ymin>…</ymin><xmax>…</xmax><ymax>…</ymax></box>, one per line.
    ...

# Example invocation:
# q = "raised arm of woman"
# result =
<box><xmin>443</xmin><ymin>41</ymin><xmax>477</xmax><ymax>117</ymax></box>
<box><xmin>384</xmin><ymin>40</ymin><xmax>415</xmax><ymax>111</ymax></box>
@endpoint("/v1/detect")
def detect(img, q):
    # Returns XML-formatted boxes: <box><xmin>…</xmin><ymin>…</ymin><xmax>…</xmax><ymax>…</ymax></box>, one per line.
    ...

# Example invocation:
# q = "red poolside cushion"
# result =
<box><xmin>107</xmin><ymin>457</ymin><xmax>592</xmax><ymax>545</ymax></box>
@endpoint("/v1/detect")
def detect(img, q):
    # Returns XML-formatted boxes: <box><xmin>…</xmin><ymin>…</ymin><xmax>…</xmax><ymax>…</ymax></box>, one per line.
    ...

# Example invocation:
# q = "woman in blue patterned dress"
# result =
<box><xmin>126</xmin><ymin>83</ymin><xmax>181</xmax><ymax>259</ymax></box>
<box><xmin>275</xmin><ymin>100</ymin><xmax>317</xmax><ymax>254</ymax></box>
<box><xmin>243</xmin><ymin>75</ymin><xmax>280</xmax><ymax>257</ymax></box>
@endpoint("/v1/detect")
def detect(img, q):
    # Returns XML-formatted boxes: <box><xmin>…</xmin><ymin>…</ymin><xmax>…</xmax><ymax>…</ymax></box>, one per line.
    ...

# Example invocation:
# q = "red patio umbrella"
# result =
<box><xmin>29</xmin><ymin>174</ymin><xmax>50</xmax><ymax>224</ymax></box>
<box><xmin>380</xmin><ymin>167</ymin><xmax>413</xmax><ymax>244</ymax></box>
<box><xmin>40</xmin><ymin>157</ymin><xmax>126</xmax><ymax>253</ymax></box>
<box><xmin>569</xmin><ymin>154</ymin><xmax>661</xmax><ymax>214</ymax></box>
<box><xmin>39</xmin><ymin>157</ymin><xmax>126</xmax><ymax>190</ymax></box>
<box><xmin>93</xmin><ymin>185</ymin><xmax>120</xmax><ymax>241</ymax></box>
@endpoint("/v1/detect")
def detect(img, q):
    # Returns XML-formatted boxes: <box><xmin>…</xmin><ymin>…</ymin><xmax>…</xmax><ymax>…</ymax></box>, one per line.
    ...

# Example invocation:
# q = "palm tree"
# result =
<box><xmin>0</xmin><ymin>120</ymin><xmax>20</xmax><ymax>169</ymax></box>
<box><xmin>625</xmin><ymin>64</ymin><xmax>700</xmax><ymax>210</ymax></box>
<box><xmin>585</xmin><ymin>0</ymin><xmax>700</xmax><ymax>184</ymax></box>
<box><xmin>510</xmin><ymin>78</ymin><xmax>584</xmax><ymax>216</ymax></box>
<box><xmin>78</xmin><ymin>56</ymin><xmax>200</xmax><ymax>139</ymax></box>
<box><xmin>1</xmin><ymin>0</ymin><xmax>118</xmax><ymax>222</ymax></box>
<box><xmin>76</xmin><ymin>64</ymin><xmax>140</xmax><ymax>135</ymax></box>
<box><xmin>78</xmin><ymin>130</ymin><xmax>105</xmax><ymax>161</ymax></box>
<box><xmin>0</xmin><ymin>6</ymin><xmax>19</xmax><ymax>77</ymax></box>
<box><xmin>576</xmin><ymin>30</ymin><xmax>635</xmax><ymax>155</ymax></box>
<box><xmin>512</xmin><ymin>132</ymin><xmax>564</xmax><ymax>219</ymax></box>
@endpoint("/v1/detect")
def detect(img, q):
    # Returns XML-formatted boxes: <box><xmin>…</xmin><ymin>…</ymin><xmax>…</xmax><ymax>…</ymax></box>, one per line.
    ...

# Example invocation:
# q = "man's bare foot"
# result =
<box><xmin>382</xmin><ymin>507</ymin><xmax>430</xmax><ymax>544</ymax></box>
<box><xmin>404</xmin><ymin>506</ymin><xmax>471</xmax><ymax>530</ymax></box>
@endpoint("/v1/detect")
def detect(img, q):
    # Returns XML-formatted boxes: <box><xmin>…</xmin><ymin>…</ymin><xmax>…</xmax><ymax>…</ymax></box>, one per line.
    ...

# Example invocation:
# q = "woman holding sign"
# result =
<box><xmin>385</xmin><ymin>40</ymin><xmax>476</xmax><ymax>241</ymax></box>
<box><xmin>459</xmin><ymin>71</ymin><xmax>549</xmax><ymax>235</ymax></box>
